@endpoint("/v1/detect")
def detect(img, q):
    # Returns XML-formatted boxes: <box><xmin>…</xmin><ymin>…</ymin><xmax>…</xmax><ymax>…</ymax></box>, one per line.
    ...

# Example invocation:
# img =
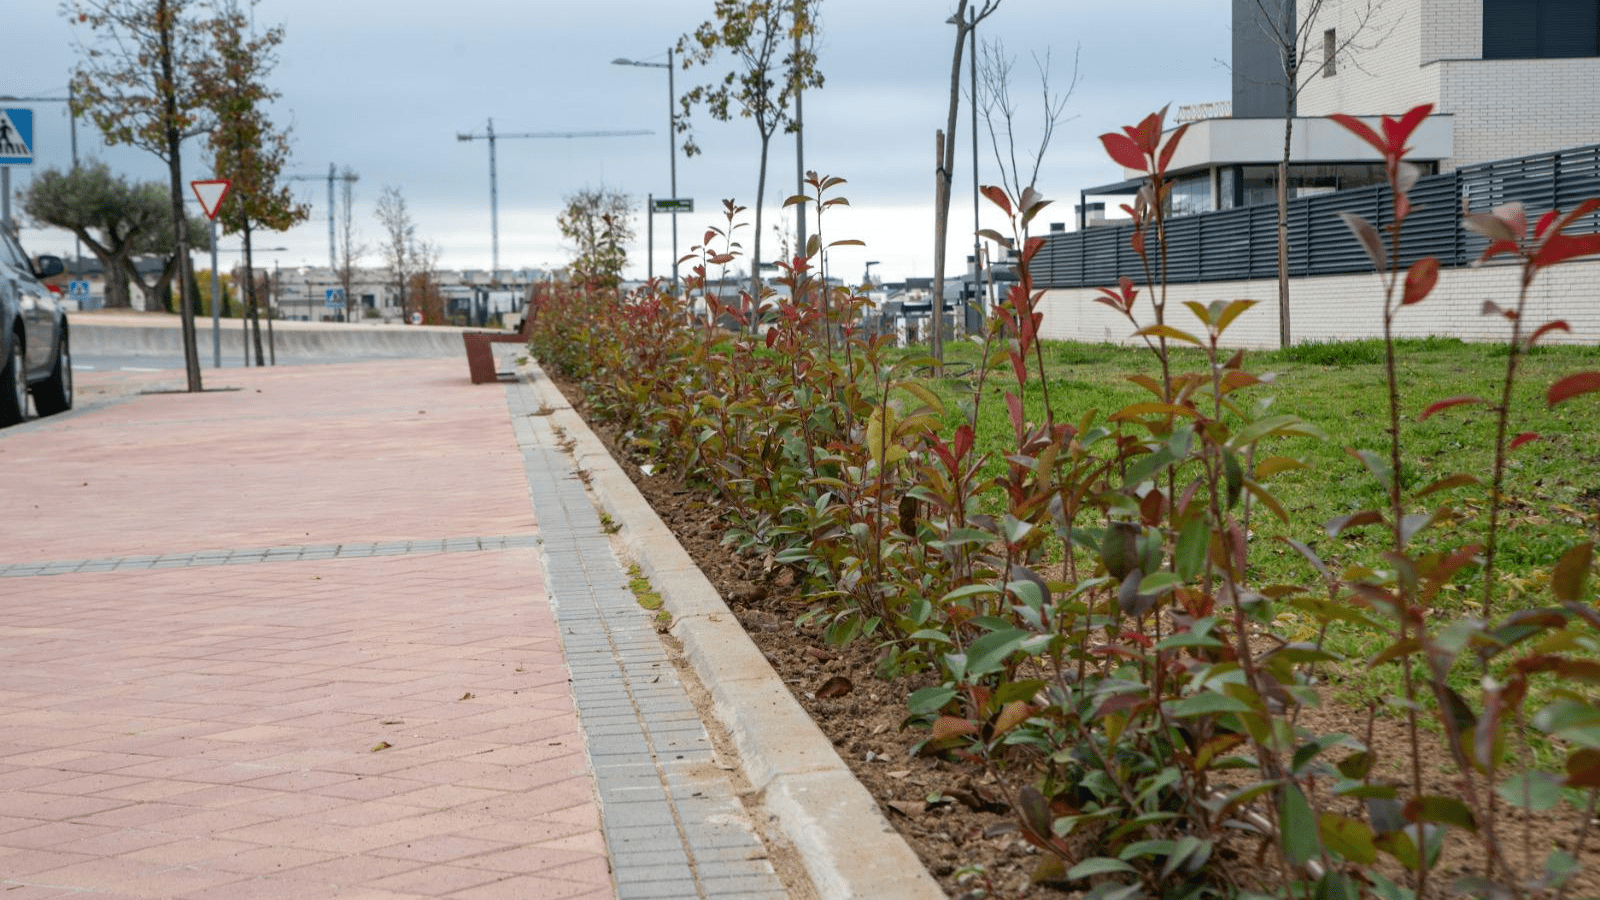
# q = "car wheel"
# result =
<box><xmin>0</xmin><ymin>333</ymin><xmax>26</xmax><ymax>426</ymax></box>
<box><xmin>33</xmin><ymin>330</ymin><xmax>72</xmax><ymax>416</ymax></box>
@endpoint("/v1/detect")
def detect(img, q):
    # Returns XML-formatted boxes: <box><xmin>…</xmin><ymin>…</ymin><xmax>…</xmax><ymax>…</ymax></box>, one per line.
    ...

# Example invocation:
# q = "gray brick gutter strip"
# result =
<box><xmin>515</xmin><ymin>361</ymin><xmax>947</xmax><ymax>900</ymax></box>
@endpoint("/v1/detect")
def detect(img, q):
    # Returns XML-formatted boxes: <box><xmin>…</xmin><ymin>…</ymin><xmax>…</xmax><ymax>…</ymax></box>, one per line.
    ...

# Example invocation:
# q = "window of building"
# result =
<box><xmin>1323</xmin><ymin>29</ymin><xmax>1337</xmax><ymax>76</ymax></box>
<box><xmin>1484</xmin><ymin>0</ymin><xmax>1600</xmax><ymax>59</ymax></box>
<box><xmin>1168</xmin><ymin>172</ymin><xmax>1213</xmax><ymax>217</ymax></box>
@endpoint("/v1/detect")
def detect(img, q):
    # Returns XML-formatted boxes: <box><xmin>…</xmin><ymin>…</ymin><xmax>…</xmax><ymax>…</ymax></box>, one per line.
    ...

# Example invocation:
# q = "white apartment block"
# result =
<box><xmin>1296</xmin><ymin>0</ymin><xmax>1600</xmax><ymax>169</ymax></box>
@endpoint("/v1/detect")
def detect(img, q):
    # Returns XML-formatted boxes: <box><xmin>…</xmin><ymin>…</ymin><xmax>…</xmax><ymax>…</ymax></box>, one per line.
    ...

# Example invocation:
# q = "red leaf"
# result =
<box><xmin>1532</xmin><ymin>232</ymin><xmax>1600</xmax><ymax>268</ymax></box>
<box><xmin>1134</xmin><ymin>109</ymin><xmax>1165</xmax><ymax>156</ymax></box>
<box><xmin>1535</xmin><ymin>208</ymin><xmax>1560</xmax><ymax>240</ymax></box>
<box><xmin>954</xmin><ymin>423</ymin><xmax>974</xmax><ymax>462</ymax></box>
<box><xmin>1021</xmin><ymin>235</ymin><xmax>1047</xmax><ymax>265</ymax></box>
<box><xmin>1382</xmin><ymin>104</ymin><xmax>1434</xmax><ymax>159</ymax></box>
<box><xmin>1006</xmin><ymin>391</ymin><xmax>1025</xmax><ymax>440</ymax></box>
<box><xmin>981</xmin><ymin>185</ymin><xmax>1012</xmax><ymax>217</ymax></box>
<box><xmin>1157</xmin><ymin>123</ymin><xmax>1190</xmax><ymax>175</ymax></box>
<box><xmin>1402</xmin><ymin>257</ymin><xmax>1440</xmax><ymax>305</ymax></box>
<box><xmin>765</xmin><ymin>327</ymin><xmax>778</xmax><ymax>349</ymax></box>
<box><xmin>1549</xmin><ymin>371</ymin><xmax>1600</xmax><ymax>406</ymax></box>
<box><xmin>1420</xmin><ymin>395</ymin><xmax>1484</xmax><ymax>421</ymax></box>
<box><xmin>1100</xmin><ymin>132</ymin><xmax>1147</xmax><ymax>171</ymax></box>
<box><xmin>1330</xmin><ymin>113</ymin><xmax>1386</xmax><ymax>157</ymax></box>
<box><xmin>1510</xmin><ymin>432</ymin><xmax>1540</xmax><ymax>450</ymax></box>
<box><xmin>1527</xmin><ymin>320</ymin><xmax>1570</xmax><ymax>347</ymax></box>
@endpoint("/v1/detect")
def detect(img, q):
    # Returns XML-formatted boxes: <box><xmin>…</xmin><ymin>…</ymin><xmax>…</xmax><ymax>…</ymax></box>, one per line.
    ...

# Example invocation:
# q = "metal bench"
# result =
<box><xmin>462</xmin><ymin>313</ymin><xmax>533</xmax><ymax>384</ymax></box>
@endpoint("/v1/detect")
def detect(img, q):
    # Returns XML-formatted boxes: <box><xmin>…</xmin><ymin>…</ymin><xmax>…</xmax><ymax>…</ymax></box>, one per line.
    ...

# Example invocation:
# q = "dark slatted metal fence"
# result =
<box><xmin>1036</xmin><ymin>144</ymin><xmax>1600</xmax><ymax>290</ymax></box>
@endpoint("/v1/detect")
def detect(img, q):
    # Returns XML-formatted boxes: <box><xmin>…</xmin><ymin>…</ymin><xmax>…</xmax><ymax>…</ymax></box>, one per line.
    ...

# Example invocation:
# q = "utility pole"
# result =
<box><xmin>455</xmin><ymin>119</ymin><xmax>651</xmax><ymax>277</ymax></box>
<box><xmin>287</xmin><ymin>163</ymin><xmax>358</xmax><ymax>270</ymax></box>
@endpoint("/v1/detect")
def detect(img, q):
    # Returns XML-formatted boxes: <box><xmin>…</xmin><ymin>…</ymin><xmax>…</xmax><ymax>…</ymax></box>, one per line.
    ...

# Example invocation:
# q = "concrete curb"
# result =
<box><xmin>520</xmin><ymin>362</ymin><xmax>946</xmax><ymax>900</ymax></box>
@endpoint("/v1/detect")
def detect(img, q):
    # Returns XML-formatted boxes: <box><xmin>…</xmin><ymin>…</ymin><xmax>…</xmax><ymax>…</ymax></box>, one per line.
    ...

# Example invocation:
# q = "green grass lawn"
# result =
<box><xmin>895</xmin><ymin>333</ymin><xmax>1600</xmax><ymax>703</ymax></box>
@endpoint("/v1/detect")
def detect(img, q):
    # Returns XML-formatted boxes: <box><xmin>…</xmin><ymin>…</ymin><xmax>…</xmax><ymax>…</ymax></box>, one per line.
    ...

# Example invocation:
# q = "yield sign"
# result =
<box><xmin>190</xmin><ymin>179</ymin><xmax>232</xmax><ymax>220</ymax></box>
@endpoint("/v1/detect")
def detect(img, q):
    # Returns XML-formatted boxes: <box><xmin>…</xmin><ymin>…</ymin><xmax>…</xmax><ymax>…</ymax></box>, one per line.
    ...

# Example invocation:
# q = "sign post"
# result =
<box><xmin>190</xmin><ymin>180</ymin><xmax>232</xmax><ymax>368</ymax></box>
<box><xmin>0</xmin><ymin>108</ymin><xmax>35</xmax><ymax>237</ymax></box>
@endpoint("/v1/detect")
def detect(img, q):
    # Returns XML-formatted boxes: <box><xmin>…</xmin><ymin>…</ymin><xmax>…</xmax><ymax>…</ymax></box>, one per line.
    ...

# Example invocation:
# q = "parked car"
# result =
<box><xmin>0</xmin><ymin>229</ymin><xmax>70</xmax><ymax>426</ymax></box>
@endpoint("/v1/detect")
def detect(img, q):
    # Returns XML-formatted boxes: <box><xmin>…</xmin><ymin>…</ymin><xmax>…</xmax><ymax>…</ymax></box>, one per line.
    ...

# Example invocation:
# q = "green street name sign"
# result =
<box><xmin>651</xmin><ymin>197</ymin><xmax>694</xmax><ymax>213</ymax></box>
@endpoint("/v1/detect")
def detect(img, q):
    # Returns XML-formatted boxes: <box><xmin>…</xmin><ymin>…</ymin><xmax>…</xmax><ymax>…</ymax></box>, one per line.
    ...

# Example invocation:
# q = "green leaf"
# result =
<box><xmin>1230</xmin><ymin>413</ymin><xmax>1325</xmax><ymax>449</ymax></box>
<box><xmin>1496</xmin><ymin>771</ymin><xmax>1562</xmax><ymax>811</ymax></box>
<box><xmin>1118</xmin><ymin>838</ymin><xmax>1175</xmax><ymax>860</ymax></box>
<box><xmin>1279</xmin><ymin>783</ymin><xmax>1320</xmax><ymax>865</ymax></box>
<box><xmin>906</xmin><ymin>686</ymin><xmax>957</xmax><ymax>716</ymax></box>
<box><xmin>1066</xmin><ymin>857</ymin><xmax>1138</xmax><ymax>880</ymax></box>
<box><xmin>1319</xmin><ymin>813</ymin><xmax>1377</xmax><ymax>865</ymax></box>
<box><xmin>1313</xmin><ymin>870</ymin><xmax>1361</xmax><ymax>900</ymax></box>
<box><xmin>964</xmin><ymin>628</ymin><xmax>1029</xmax><ymax>678</ymax></box>
<box><xmin>1404</xmin><ymin>795</ymin><xmax>1477</xmax><ymax>832</ymax></box>
<box><xmin>1175</xmin><ymin>516</ymin><xmax>1209</xmax><ymax>580</ymax></box>
<box><xmin>1534</xmin><ymin>698</ymin><xmax>1600</xmax><ymax>749</ymax></box>
<box><xmin>1170</xmin><ymin>691</ymin><xmax>1254</xmax><ymax>718</ymax></box>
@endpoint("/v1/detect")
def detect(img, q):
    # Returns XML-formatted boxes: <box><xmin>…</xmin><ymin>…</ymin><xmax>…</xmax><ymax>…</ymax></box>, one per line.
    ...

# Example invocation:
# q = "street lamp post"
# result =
<box><xmin>612</xmin><ymin>52</ymin><xmax>679</xmax><ymax>289</ymax></box>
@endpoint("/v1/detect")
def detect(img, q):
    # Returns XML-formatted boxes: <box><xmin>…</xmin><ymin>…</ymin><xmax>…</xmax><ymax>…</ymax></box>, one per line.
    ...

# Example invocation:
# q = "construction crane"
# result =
<box><xmin>455</xmin><ymin>119</ymin><xmax>651</xmax><ymax>276</ymax></box>
<box><xmin>287</xmin><ymin>163</ymin><xmax>359</xmax><ymax>270</ymax></box>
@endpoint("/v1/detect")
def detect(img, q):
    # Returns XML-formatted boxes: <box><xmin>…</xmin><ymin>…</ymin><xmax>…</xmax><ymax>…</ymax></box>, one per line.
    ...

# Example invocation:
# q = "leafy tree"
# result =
<box><xmin>23</xmin><ymin>162</ymin><xmax>210</xmax><ymax>312</ymax></box>
<box><xmin>932</xmin><ymin>0</ymin><xmax>1002</xmax><ymax>365</ymax></box>
<box><xmin>68</xmin><ymin>0</ymin><xmax>220</xmax><ymax>392</ymax></box>
<box><xmin>197</xmin><ymin>0</ymin><xmax>308</xmax><ymax>366</ymax></box>
<box><xmin>22</xmin><ymin>161</ymin><xmax>158</xmax><ymax>309</ymax></box>
<box><xmin>373</xmin><ymin>185</ymin><xmax>416</xmax><ymax>322</ymax></box>
<box><xmin>557</xmin><ymin>187</ymin><xmax>635</xmax><ymax>290</ymax></box>
<box><xmin>677</xmin><ymin>0</ymin><xmax>822</xmax><ymax>314</ymax></box>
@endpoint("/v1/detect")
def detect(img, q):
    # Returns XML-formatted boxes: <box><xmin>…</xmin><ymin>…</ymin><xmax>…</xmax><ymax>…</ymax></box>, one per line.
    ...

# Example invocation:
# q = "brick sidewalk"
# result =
<box><xmin>0</xmin><ymin>361</ymin><xmax>611</xmax><ymax>899</ymax></box>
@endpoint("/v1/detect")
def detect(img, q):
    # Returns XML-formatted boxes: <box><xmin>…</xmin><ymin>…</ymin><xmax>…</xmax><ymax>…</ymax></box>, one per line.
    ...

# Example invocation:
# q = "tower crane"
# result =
<box><xmin>455</xmin><ymin>119</ymin><xmax>651</xmax><ymax>276</ymax></box>
<box><xmin>287</xmin><ymin>163</ymin><xmax>359</xmax><ymax>269</ymax></box>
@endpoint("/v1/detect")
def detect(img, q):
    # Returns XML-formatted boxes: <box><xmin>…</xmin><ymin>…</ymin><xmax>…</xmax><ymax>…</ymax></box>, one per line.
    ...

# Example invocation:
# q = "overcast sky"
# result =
<box><xmin>5</xmin><ymin>0</ymin><xmax>1232</xmax><ymax>285</ymax></box>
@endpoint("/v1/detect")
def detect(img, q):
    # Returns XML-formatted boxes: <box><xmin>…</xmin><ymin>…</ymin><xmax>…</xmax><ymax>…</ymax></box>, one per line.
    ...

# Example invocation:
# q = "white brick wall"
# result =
<box><xmin>1294</xmin><ymin>0</ymin><xmax>1600</xmax><ymax>166</ymax></box>
<box><xmin>1440</xmin><ymin>58</ymin><xmax>1600</xmax><ymax>166</ymax></box>
<box><xmin>1036</xmin><ymin>258</ymin><xmax>1600</xmax><ymax>349</ymax></box>
<box><xmin>1298</xmin><ymin>0</ymin><xmax>1437</xmax><ymax>116</ymax></box>
<box><xmin>1420</xmin><ymin>0</ymin><xmax>1480</xmax><ymax>63</ymax></box>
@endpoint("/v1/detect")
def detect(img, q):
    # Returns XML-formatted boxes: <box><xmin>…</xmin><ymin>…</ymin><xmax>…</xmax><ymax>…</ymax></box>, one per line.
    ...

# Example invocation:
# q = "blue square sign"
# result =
<box><xmin>0</xmin><ymin>109</ymin><xmax>33</xmax><ymax>166</ymax></box>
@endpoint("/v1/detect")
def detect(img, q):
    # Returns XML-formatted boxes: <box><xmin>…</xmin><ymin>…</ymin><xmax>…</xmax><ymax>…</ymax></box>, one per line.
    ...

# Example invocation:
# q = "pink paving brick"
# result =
<box><xmin>0</xmin><ymin>363</ymin><xmax>610</xmax><ymax>898</ymax></box>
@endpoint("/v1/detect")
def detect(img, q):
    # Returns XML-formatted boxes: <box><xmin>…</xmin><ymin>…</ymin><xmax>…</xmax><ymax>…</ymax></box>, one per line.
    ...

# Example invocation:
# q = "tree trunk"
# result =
<box><xmin>932</xmin><ymin>2</ymin><xmax>970</xmax><ymax>367</ymax></box>
<box><xmin>933</xmin><ymin>129</ymin><xmax>948</xmax><ymax>362</ymax></box>
<box><xmin>750</xmin><ymin>130</ymin><xmax>771</xmax><ymax>332</ymax></box>
<box><xmin>244</xmin><ymin>218</ymin><xmax>264</xmax><ymax>366</ymax></box>
<box><xmin>157</xmin><ymin>0</ymin><xmax>201</xmax><ymax>392</ymax></box>
<box><xmin>1276</xmin><ymin>75</ymin><xmax>1295</xmax><ymax>349</ymax></box>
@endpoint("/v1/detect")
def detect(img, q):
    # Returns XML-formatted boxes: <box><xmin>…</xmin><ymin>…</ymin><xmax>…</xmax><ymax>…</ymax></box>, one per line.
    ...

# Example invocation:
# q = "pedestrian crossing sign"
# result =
<box><xmin>0</xmin><ymin>109</ymin><xmax>33</xmax><ymax>166</ymax></box>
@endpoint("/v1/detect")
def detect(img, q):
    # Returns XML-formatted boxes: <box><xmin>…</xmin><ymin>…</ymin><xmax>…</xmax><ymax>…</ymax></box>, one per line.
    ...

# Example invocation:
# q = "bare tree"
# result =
<box><xmin>1250</xmin><ymin>0</ymin><xmax>1388</xmax><ymax>348</ymax></box>
<box><xmin>372</xmin><ymin>185</ymin><xmax>415</xmax><ymax>322</ymax></box>
<box><xmin>335</xmin><ymin>167</ymin><xmax>365</xmax><ymax>319</ymax></box>
<box><xmin>976</xmin><ymin>41</ymin><xmax>1078</xmax><ymax>200</ymax></box>
<box><xmin>932</xmin><ymin>0</ymin><xmax>1002</xmax><ymax>366</ymax></box>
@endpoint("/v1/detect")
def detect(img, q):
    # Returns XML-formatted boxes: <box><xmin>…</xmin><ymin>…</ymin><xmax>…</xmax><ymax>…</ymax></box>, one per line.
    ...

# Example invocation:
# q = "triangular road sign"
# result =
<box><xmin>190</xmin><ymin>179</ymin><xmax>232</xmax><ymax>220</ymax></box>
